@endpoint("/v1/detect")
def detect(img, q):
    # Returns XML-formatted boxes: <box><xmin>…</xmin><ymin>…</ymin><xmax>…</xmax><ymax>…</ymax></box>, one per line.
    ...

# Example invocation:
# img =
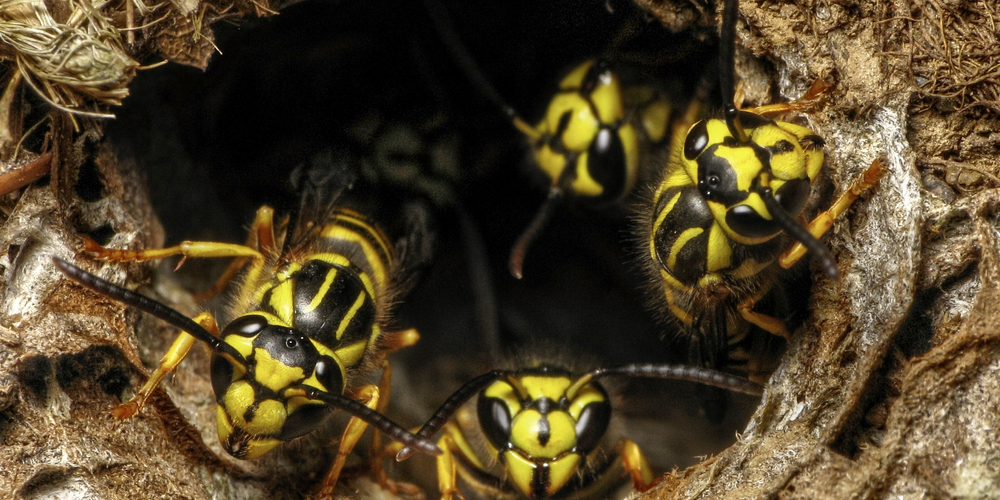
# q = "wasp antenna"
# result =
<box><xmin>719</xmin><ymin>0</ymin><xmax>748</xmax><ymax>143</ymax></box>
<box><xmin>588</xmin><ymin>363</ymin><xmax>765</xmax><ymax>396</ymax></box>
<box><xmin>422</xmin><ymin>0</ymin><xmax>540</xmax><ymax>141</ymax></box>
<box><xmin>52</xmin><ymin>257</ymin><xmax>246</xmax><ymax>363</ymax></box>
<box><xmin>509</xmin><ymin>187</ymin><xmax>564</xmax><ymax>279</ymax></box>
<box><xmin>396</xmin><ymin>370</ymin><xmax>504</xmax><ymax>461</ymax></box>
<box><xmin>288</xmin><ymin>385</ymin><xmax>441</xmax><ymax>457</ymax></box>
<box><xmin>758</xmin><ymin>190</ymin><xmax>840</xmax><ymax>280</ymax></box>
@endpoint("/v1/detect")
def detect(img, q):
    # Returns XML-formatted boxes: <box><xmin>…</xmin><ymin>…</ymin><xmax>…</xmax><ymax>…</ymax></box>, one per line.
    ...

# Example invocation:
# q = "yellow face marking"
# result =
<box><xmin>241</xmin><ymin>436</ymin><xmax>283</xmax><ymax>460</ymax></box>
<box><xmin>484</xmin><ymin>381</ymin><xmax>522</xmax><ymax>417</ymax></box>
<box><xmin>221</xmin><ymin>381</ymin><xmax>257</xmax><ymax>425</ymax></box>
<box><xmin>509</xmin><ymin>410</ymin><xmax>577</xmax><ymax>459</ymax></box>
<box><xmin>302</xmin><ymin>266</ymin><xmax>338</xmax><ymax>314</ymax></box>
<box><xmin>567</xmin><ymin>385</ymin><xmax>604</xmax><ymax>420</ymax></box>
<box><xmin>519</xmin><ymin>375</ymin><xmax>571</xmax><ymax>401</ymax></box>
<box><xmin>253</xmin><ymin>349</ymin><xmax>307</xmax><ymax>393</ymax></box>
<box><xmin>503</xmin><ymin>449</ymin><xmax>540</xmax><ymax>498</ymax></box>
<box><xmin>668</xmin><ymin>227</ymin><xmax>704</xmax><ymax>271</ymax></box>
<box><xmin>545</xmin><ymin>92</ymin><xmax>599</xmax><ymax>152</ymax></box>
<box><xmin>536</xmin><ymin>143</ymin><xmax>567</xmax><ymax>184</ymax></box>
<box><xmin>558</xmin><ymin>60</ymin><xmax>594</xmax><ymax>90</ymax></box>
<box><xmin>319</xmin><ymin>226</ymin><xmax>389</xmax><ymax>290</ymax></box>
<box><xmin>547</xmin><ymin>453</ymin><xmax>583</xmax><ymax>496</ymax></box>
<box><xmin>588</xmin><ymin>69</ymin><xmax>624</xmax><ymax>124</ymax></box>
<box><xmin>571</xmin><ymin>152</ymin><xmax>603</xmax><ymax>197</ymax></box>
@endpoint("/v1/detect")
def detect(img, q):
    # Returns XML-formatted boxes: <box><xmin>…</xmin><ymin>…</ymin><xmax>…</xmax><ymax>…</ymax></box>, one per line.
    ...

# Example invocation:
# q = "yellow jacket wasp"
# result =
<box><xmin>639</xmin><ymin>0</ymin><xmax>885</xmax><ymax>377</ymax></box>
<box><xmin>52</xmin><ymin>158</ymin><xmax>441</xmax><ymax>495</ymax></box>
<box><xmin>394</xmin><ymin>363</ymin><xmax>763</xmax><ymax>499</ymax></box>
<box><xmin>423</xmin><ymin>0</ymin><xmax>671</xmax><ymax>279</ymax></box>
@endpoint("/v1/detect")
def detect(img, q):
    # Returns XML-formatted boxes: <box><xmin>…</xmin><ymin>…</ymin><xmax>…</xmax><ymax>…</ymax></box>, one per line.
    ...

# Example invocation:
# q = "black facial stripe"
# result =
<box><xmin>770</xmin><ymin>139</ymin><xmax>795</xmax><ymax>154</ymax></box>
<box><xmin>533</xmin><ymin>462</ymin><xmax>550</xmax><ymax>499</ymax></box>
<box><xmin>537</xmin><ymin>415</ymin><xmax>551</xmax><ymax>447</ymax></box>
<box><xmin>697</xmin><ymin>145</ymin><xmax>748</xmax><ymax>206</ymax></box>
<box><xmin>252</xmin><ymin>326</ymin><xmax>319</xmax><ymax>372</ymax></box>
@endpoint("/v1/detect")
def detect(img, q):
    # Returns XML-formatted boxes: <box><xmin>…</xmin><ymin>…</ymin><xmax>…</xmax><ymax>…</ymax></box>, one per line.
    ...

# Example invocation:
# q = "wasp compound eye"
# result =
<box><xmin>684</xmin><ymin>120</ymin><xmax>709</xmax><ymax>160</ymax></box>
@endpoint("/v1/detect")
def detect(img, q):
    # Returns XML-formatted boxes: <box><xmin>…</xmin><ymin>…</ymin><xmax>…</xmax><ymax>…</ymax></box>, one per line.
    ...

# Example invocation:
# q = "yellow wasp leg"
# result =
<box><xmin>737</xmin><ymin>293</ymin><xmax>791</xmax><ymax>339</ymax></box>
<box><xmin>436</xmin><ymin>419</ymin><xmax>493</xmax><ymax>500</ymax></box>
<box><xmin>617</xmin><ymin>438</ymin><xmax>659</xmax><ymax>492</ymax></box>
<box><xmin>380</xmin><ymin>328</ymin><xmax>420</xmax><ymax>355</ymax></box>
<box><xmin>83</xmin><ymin>238</ymin><xmax>263</xmax><ymax>264</ymax></box>
<box><xmin>194</xmin><ymin>206</ymin><xmax>277</xmax><ymax>301</ymax></box>
<box><xmin>779</xmin><ymin>158</ymin><xmax>886</xmax><ymax>269</ymax></box>
<box><xmin>316</xmin><ymin>384</ymin><xmax>381</xmax><ymax>498</ymax></box>
<box><xmin>744</xmin><ymin>79</ymin><xmax>831</xmax><ymax>117</ymax></box>
<box><xmin>111</xmin><ymin>312</ymin><xmax>219</xmax><ymax>419</ymax></box>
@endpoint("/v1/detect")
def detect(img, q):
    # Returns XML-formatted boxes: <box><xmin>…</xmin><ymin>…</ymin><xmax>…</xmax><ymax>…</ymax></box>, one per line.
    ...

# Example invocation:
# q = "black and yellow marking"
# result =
<box><xmin>395</xmin><ymin>364</ymin><xmax>764</xmax><ymax>499</ymax></box>
<box><xmin>421</xmin><ymin>0</ymin><xmax>671</xmax><ymax>278</ymax></box>
<box><xmin>56</xmin><ymin>197</ymin><xmax>439</xmax><ymax>493</ymax></box>
<box><xmin>640</xmin><ymin>0</ymin><xmax>885</xmax><ymax>380</ymax></box>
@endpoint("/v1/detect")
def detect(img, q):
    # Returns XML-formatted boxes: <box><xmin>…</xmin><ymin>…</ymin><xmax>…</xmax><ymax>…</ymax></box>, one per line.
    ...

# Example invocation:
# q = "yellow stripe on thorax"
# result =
<box><xmin>309</xmin><ymin>252</ymin><xmax>376</xmax><ymax>299</ymax></box>
<box><xmin>302</xmin><ymin>266</ymin><xmax>338</xmax><ymax>314</ymax></box>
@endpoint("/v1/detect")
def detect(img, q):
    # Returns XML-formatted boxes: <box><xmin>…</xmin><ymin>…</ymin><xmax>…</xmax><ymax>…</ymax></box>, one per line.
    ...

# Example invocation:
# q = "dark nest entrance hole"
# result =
<box><xmin>104</xmin><ymin>0</ymin><xmax>774</xmax><ymax>494</ymax></box>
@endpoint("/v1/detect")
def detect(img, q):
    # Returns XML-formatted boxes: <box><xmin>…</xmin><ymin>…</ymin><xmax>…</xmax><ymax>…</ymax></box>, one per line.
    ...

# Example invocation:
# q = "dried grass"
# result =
<box><xmin>902</xmin><ymin>0</ymin><xmax>1000</xmax><ymax>114</ymax></box>
<box><xmin>0</xmin><ymin>0</ymin><xmax>139</xmax><ymax>118</ymax></box>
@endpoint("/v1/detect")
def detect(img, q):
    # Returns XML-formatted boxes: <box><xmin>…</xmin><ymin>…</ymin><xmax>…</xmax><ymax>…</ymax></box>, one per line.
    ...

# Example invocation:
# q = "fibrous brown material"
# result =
<box><xmin>635</xmin><ymin>0</ymin><xmax>1000</xmax><ymax>498</ymax></box>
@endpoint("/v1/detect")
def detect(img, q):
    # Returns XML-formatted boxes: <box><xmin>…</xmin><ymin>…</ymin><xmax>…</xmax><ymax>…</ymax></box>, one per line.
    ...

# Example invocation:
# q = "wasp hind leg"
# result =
<box><xmin>111</xmin><ymin>311</ymin><xmax>220</xmax><ymax>419</ymax></box>
<box><xmin>779</xmin><ymin>158</ymin><xmax>886</xmax><ymax>269</ymax></box>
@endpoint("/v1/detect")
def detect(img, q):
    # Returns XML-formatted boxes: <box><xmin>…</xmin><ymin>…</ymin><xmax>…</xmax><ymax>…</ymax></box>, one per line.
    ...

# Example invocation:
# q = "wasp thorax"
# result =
<box><xmin>210</xmin><ymin>313</ymin><xmax>345</xmax><ymax>459</ymax></box>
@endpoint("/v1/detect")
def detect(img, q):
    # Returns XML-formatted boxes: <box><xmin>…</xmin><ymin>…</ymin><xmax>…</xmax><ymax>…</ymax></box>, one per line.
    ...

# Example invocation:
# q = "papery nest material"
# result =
<box><xmin>0</xmin><ymin>0</ymin><xmax>139</xmax><ymax>119</ymax></box>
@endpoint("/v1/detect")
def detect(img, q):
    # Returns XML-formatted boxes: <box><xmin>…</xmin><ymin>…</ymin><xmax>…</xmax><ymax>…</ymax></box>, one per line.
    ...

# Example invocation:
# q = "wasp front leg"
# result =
<box><xmin>315</xmin><ymin>384</ymin><xmax>383</xmax><ymax>498</ymax></box>
<box><xmin>84</xmin><ymin>206</ymin><xmax>276</xmax><ymax>302</ymax></box>
<box><xmin>112</xmin><ymin>311</ymin><xmax>220</xmax><ymax>419</ymax></box>
<box><xmin>779</xmin><ymin>158</ymin><xmax>886</xmax><ymax>269</ymax></box>
<box><xmin>617</xmin><ymin>438</ymin><xmax>659</xmax><ymax>492</ymax></box>
<box><xmin>367</xmin><ymin>329</ymin><xmax>420</xmax><ymax>493</ymax></box>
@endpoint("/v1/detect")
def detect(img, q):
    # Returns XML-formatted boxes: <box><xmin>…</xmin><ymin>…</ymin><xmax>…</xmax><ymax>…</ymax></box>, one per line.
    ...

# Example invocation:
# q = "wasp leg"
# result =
<box><xmin>779</xmin><ymin>158</ymin><xmax>886</xmax><ymax>269</ymax></box>
<box><xmin>194</xmin><ymin>206</ymin><xmax>277</xmax><ymax>301</ymax></box>
<box><xmin>737</xmin><ymin>288</ymin><xmax>791</xmax><ymax>339</ymax></box>
<box><xmin>617</xmin><ymin>438</ymin><xmax>660</xmax><ymax>492</ymax></box>
<box><xmin>316</xmin><ymin>384</ymin><xmax>383</xmax><ymax>498</ymax></box>
<box><xmin>436</xmin><ymin>418</ymin><xmax>493</xmax><ymax>500</ymax></box>
<box><xmin>744</xmin><ymin>79</ymin><xmax>832</xmax><ymax>117</ymax></box>
<box><xmin>367</xmin><ymin>360</ymin><xmax>421</xmax><ymax>496</ymax></box>
<box><xmin>111</xmin><ymin>311</ymin><xmax>219</xmax><ymax>419</ymax></box>
<box><xmin>381</xmin><ymin>328</ymin><xmax>420</xmax><ymax>355</ymax></box>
